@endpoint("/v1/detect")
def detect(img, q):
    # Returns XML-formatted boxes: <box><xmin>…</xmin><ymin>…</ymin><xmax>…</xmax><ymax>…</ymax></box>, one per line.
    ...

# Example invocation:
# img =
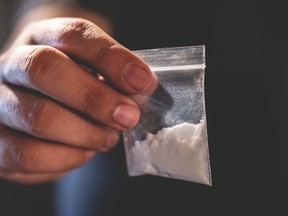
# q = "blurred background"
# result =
<box><xmin>0</xmin><ymin>0</ymin><xmax>287</xmax><ymax>215</ymax></box>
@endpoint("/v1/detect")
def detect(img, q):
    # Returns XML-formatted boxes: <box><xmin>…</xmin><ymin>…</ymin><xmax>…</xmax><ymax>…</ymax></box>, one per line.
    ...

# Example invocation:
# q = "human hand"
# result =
<box><xmin>0</xmin><ymin>17</ymin><xmax>157</xmax><ymax>184</ymax></box>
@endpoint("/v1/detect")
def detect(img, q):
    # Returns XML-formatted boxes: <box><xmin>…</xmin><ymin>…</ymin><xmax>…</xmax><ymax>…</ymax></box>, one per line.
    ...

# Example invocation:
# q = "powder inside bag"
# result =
<box><xmin>128</xmin><ymin>119</ymin><xmax>210</xmax><ymax>184</ymax></box>
<box><xmin>124</xmin><ymin>46</ymin><xmax>211</xmax><ymax>186</ymax></box>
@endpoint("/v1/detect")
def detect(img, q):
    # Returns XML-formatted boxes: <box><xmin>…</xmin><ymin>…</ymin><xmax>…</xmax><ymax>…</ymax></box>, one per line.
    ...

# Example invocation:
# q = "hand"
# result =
<box><xmin>0</xmin><ymin>17</ymin><xmax>157</xmax><ymax>184</ymax></box>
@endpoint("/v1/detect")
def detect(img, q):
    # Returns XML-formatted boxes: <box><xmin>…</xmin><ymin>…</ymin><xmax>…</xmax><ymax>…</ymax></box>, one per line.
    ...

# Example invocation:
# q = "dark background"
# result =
<box><xmin>0</xmin><ymin>0</ymin><xmax>287</xmax><ymax>215</ymax></box>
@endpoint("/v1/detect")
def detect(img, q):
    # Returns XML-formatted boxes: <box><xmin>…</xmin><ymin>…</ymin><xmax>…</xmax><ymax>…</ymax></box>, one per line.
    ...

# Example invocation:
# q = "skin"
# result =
<box><xmin>0</xmin><ymin>5</ymin><xmax>158</xmax><ymax>184</ymax></box>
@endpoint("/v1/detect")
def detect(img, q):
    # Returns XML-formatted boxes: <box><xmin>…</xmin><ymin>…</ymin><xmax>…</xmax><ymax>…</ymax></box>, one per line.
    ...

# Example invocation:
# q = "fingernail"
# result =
<box><xmin>113</xmin><ymin>104</ymin><xmax>140</xmax><ymax>128</ymax></box>
<box><xmin>85</xmin><ymin>151</ymin><xmax>96</xmax><ymax>161</ymax></box>
<box><xmin>123</xmin><ymin>64</ymin><xmax>151</xmax><ymax>91</ymax></box>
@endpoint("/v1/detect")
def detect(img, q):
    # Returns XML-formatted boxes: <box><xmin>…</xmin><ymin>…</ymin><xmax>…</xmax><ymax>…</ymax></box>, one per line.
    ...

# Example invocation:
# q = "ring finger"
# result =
<box><xmin>0</xmin><ymin>84</ymin><xmax>119</xmax><ymax>151</ymax></box>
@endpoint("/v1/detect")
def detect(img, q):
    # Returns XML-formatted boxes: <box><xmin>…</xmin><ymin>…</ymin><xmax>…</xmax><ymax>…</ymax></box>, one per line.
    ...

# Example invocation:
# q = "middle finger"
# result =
<box><xmin>1</xmin><ymin>45</ymin><xmax>140</xmax><ymax>130</ymax></box>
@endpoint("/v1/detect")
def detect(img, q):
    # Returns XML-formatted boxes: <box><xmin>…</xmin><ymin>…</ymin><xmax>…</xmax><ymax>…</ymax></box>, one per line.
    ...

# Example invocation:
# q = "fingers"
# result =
<box><xmin>0</xmin><ymin>126</ymin><xmax>96</xmax><ymax>174</ymax></box>
<box><xmin>0</xmin><ymin>169</ymin><xmax>67</xmax><ymax>185</ymax></box>
<box><xmin>1</xmin><ymin>45</ymin><xmax>140</xmax><ymax>130</ymax></box>
<box><xmin>0</xmin><ymin>85</ymin><xmax>119</xmax><ymax>151</ymax></box>
<box><xmin>28</xmin><ymin>18</ymin><xmax>158</xmax><ymax>95</ymax></box>
<box><xmin>0</xmin><ymin>17</ymin><xmax>158</xmax><ymax>184</ymax></box>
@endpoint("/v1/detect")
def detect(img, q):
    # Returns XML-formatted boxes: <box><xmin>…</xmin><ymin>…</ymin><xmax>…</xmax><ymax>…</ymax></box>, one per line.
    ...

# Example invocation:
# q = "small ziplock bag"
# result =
<box><xmin>123</xmin><ymin>45</ymin><xmax>212</xmax><ymax>186</ymax></box>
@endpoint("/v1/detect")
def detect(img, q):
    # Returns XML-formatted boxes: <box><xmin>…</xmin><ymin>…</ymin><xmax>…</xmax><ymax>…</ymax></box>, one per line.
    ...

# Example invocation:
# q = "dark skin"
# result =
<box><xmin>0</xmin><ymin>5</ymin><xmax>158</xmax><ymax>184</ymax></box>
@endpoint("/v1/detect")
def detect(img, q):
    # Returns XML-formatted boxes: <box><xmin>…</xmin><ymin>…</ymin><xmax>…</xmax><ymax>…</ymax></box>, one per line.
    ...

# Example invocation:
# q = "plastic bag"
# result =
<box><xmin>123</xmin><ymin>45</ymin><xmax>212</xmax><ymax>186</ymax></box>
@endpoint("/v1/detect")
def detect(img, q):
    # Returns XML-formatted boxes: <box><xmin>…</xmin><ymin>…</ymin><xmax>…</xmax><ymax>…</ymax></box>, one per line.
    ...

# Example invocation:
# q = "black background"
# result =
<box><xmin>0</xmin><ymin>0</ymin><xmax>287</xmax><ymax>215</ymax></box>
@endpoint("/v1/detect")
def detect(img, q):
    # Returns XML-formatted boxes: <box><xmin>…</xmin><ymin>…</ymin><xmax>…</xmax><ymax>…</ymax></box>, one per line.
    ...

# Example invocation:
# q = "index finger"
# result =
<box><xmin>28</xmin><ymin>18</ymin><xmax>158</xmax><ymax>95</ymax></box>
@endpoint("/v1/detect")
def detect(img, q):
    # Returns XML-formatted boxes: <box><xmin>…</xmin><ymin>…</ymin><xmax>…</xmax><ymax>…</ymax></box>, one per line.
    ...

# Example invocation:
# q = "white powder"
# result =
<box><xmin>127</xmin><ymin>119</ymin><xmax>211</xmax><ymax>185</ymax></box>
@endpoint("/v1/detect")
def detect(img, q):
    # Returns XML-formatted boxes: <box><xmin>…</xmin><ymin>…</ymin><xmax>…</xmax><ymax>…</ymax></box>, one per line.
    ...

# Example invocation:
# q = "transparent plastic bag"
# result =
<box><xmin>123</xmin><ymin>45</ymin><xmax>212</xmax><ymax>186</ymax></box>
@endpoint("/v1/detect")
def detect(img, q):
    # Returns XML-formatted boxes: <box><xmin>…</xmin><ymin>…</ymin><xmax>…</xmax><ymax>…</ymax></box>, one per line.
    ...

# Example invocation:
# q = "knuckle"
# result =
<box><xmin>59</xmin><ymin>18</ymin><xmax>116</xmax><ymax>64</ymax></box>
<box><xmin>27</xmin><ymin>98</ymin><xmax>53</xmax><ymax>137</ymax></box>
<box><xmin>81</xmin><ymin>86</ymin><xmax>103</xmax><ymax>115</ymax></box>
<box><xmin>14</xmin><ymin>147</ymin><xmax>38</xmax><ymax>171</ymax></box>
<box><xmin>86</xmin><ymin>133</ymin><xmax>106</xmax><ymax>150</ymax></box>
<box><xmin>60</xmin><ymin>18</ymin><xmax>94</xmax><ymax>43</ymax></box>
<box><xmin>92</xmin><ymin>41</ymin><xmax>116</xmax><ymax>66</ymax></box>
<box><xmin>24</xmin><ymin>46</ymin><xmax>59</xmax><ymax>86</ymax></box>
